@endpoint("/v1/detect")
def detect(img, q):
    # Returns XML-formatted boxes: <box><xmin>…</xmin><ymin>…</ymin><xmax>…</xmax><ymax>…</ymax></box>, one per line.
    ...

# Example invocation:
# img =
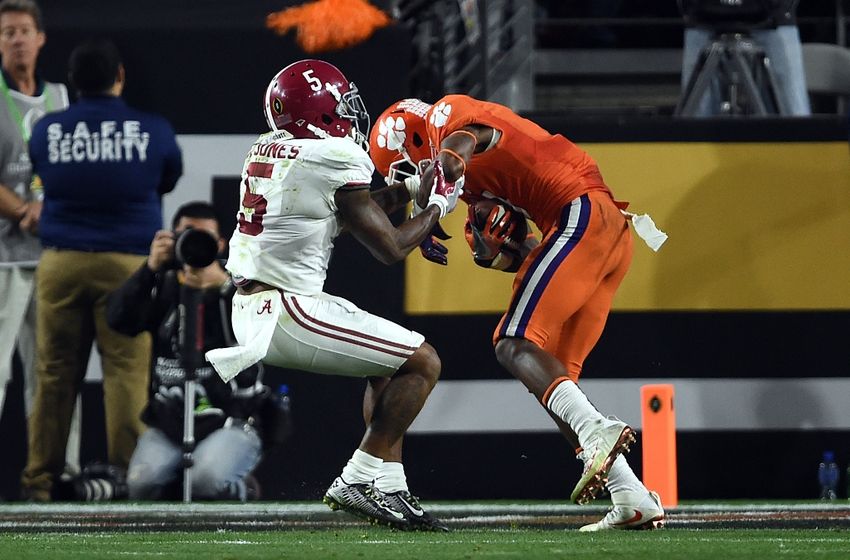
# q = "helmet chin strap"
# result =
<box><xmin>306</xmin><ymin>123</ymin><xmax>331</xmax><ymax>140</ymax></box>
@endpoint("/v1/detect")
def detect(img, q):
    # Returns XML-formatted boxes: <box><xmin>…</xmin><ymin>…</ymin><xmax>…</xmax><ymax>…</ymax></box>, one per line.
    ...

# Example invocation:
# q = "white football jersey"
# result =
<box><xmin>226</xmin><ymin>131</ymin><xmax>374</xmax><ymax>295</ymax></box>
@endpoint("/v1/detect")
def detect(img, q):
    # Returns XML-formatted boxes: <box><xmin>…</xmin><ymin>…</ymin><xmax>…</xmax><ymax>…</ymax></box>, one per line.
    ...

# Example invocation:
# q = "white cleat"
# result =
<box><xmin>579</xmin><ymin>490</ymin><xmax>665</xmax><ymax>532</ymax></box>
<box><xmin>571</xmin><ymin>418</ymin><xmax>636</xmax><ymax>505</ymax></box>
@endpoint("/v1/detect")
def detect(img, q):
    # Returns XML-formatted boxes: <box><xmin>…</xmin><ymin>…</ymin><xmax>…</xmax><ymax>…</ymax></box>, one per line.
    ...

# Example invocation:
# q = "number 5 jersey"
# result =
<box><xmin>226</xmin><ymin>130</ymin><xmax>374</xmax><ymax>295</ymax></box>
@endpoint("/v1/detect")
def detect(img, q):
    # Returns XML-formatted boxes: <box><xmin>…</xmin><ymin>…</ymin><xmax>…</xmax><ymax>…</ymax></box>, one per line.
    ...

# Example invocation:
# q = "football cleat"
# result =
<box><xmin>579</xmin><ymin>490</ymin><xmax>665</xmax><ymax>532</ymax></box>
<box><xmin>571</xmin><ymin>418</ymin><xmax>636</xmax><ymax>505</ymax></box>
<box><xmin>323</xmin><ymin>477</ymin><xmax>409</xmax><ymax>530</ymax></box>
<box><xmin>382</xmin><ymin>490</ymin><xmax>450</xmax><ymax>532</ymax></box>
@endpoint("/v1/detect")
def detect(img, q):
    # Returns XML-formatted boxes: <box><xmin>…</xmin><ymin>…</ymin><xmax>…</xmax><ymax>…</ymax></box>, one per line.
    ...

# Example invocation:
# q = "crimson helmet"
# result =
<box><xmin>263</xmin><ymin>59</ymin><xmax>369</xmax><ymax>148</ymax></box>
<box><xmin>369</xmin><ymin>98</ymin><xmax>433</xmax><ymax>184</ymax></box>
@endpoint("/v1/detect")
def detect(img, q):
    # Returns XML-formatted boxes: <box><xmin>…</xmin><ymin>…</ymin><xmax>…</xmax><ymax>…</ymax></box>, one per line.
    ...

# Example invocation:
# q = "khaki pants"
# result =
<box><xmin>21</xmin><ymin>249</ymin><xmax>151</xmax><ymax>498</ymax></box>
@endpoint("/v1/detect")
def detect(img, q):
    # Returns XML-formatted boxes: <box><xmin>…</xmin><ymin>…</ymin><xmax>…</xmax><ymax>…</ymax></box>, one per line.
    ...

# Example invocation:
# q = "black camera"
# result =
<box><xmin>168</xmin><ymin>227</ymin><xmax>219</xmax><ymax>269</ymax></box>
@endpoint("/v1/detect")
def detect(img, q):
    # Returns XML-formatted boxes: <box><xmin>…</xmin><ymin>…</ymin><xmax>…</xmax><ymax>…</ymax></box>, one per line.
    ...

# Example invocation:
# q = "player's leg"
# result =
<box><xmin>365</xmin><ymin>376</ymin><xmax>449</xmax><ymax>531</ymax></box>
<box><xmin>241</xmin><ymin>290</ymin><xmax>438</xmax><ymax>528</ymax></box>
<box><xmin>550</xmin><ymin>282</ymin><xmax>663</xmax><ymax>528</ymax></box>
<box><xmin>554</xmin><ymin>238</ymin><xmax>664</xmax><ymax>529</ymax></box>
<box><xmin>324</xmin><ymin>341</ymin><xmax>439</xmax><ymax>529</ymax></box>
<box><xmin>494</xmin><ymin>194</ymin><xmax>635</xmax><ymax>504</ymax></box>
<box><xmin>356</xmin><ymin>342</ymin><xmax>439</xmax><ymax>459</ymax></box>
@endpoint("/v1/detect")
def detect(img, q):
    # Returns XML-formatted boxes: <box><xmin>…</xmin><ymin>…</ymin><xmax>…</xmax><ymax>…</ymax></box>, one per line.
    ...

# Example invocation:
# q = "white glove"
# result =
<box><xmin>427</xmin><ymin>162</ymin><xmax>463</xmax><ymax>219</ymax></box>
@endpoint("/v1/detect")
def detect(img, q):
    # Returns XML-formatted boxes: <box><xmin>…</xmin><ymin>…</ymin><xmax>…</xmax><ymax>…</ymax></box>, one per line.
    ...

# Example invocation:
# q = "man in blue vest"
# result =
<box><xmin>21</xmin><ymin>38</ymin><xmax>182</xmax><ymax>501</ymax></box>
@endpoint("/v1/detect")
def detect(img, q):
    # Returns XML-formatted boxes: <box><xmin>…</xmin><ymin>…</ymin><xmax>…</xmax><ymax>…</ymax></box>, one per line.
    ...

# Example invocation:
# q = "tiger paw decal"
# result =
<box><xmin>429</xmin><ymin>102</ymin><xmax>452</xmax><ymax>128</ymax></box>
<box><xmin>375</xmin><ymin>116</ymin><xmax>406</xmax><ymax>151</ymax></box>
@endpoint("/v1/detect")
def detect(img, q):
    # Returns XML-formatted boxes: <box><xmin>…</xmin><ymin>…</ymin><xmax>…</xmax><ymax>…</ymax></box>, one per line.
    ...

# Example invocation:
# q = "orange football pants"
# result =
<box><xmin>494</xmin><ymin>191</ymin><xmax>633</xmax><ymax>381</ymax></box>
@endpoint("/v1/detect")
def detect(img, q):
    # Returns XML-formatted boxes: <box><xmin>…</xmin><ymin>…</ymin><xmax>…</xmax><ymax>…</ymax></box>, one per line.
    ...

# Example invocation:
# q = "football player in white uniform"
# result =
<box><xmin>206</xmin><ymin>60</ymin><xmax>460</xmax><ymax>531</ymax></box>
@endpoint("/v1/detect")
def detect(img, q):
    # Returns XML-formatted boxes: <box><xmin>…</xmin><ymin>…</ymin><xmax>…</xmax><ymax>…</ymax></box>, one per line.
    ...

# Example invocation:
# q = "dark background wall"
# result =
<box><xmin>1</xmin><ymin>1</ymin><xmax>849</xmax><ymax>502</ymax></box>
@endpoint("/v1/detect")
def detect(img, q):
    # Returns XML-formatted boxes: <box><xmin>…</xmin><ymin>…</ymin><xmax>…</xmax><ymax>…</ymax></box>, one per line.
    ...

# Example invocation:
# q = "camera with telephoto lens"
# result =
<box><xmin>165</xmin><ymin>227</ymin><xmax>219</xmax><ymax>269</ymax></box>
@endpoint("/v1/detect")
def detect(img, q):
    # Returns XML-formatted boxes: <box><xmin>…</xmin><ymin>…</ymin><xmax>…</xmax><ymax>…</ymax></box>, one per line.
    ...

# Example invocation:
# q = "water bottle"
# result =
<box><xmin>817</xmin><ymin>451</ymin><xmax>839</xmax><ymax>500</ymax></box>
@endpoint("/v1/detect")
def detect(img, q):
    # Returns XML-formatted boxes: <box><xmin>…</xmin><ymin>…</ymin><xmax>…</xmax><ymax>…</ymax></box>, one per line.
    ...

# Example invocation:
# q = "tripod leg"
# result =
<box><xmin>182</xmin><ymin>378</ymin><xmax>196</xmax><ymax>503</ymax></box>
<box><xmin>677</xmin><ymin>44</ymin><xmax>724</xmax><ymax>116</ymax></box>
<box><xmin>760</xmin><ymin>56</ymin><xmax>788</xmax><ymax>115</ymax></box>
<box><xmin>730</xmin><ymin>48</ymin><xmax>769</xmax><ymax>115</ymax></box>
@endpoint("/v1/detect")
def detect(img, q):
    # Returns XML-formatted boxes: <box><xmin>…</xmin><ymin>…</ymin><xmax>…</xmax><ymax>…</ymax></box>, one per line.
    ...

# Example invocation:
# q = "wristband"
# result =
<box><xmin>427</xmin><ymin>194</ymin><xmax>448</xmax><ymax>219</ymax></box>
<box><xmin>448</xmin><ymin>130</ymin><xmax>478</xmax><ymax>150</ymax></box>
<box><xmin>403</xmin><ymin>175</ymin><xmax>420</xmax><ymax>201</ymax></box>
<box><xmin>438</xmin><ymin>148</ymin><xmax>467</xmax><ymax>175</ymax></box>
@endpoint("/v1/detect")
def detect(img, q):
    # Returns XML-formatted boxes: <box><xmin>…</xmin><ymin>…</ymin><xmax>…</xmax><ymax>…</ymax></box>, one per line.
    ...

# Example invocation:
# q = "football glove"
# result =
<box><xmin>419</xmin><ymin>235</ymin><xmax>449</xmax><ymax>265</ymax></box>
<box><xmin>427</xmin><ymin>161</ymin><xmax>462</xmax><ymax>218</ymax></box>
<box><xmin>465</xmin><ymin>204</ymin><xmax>517</xmax><ymax>260</ymax></box>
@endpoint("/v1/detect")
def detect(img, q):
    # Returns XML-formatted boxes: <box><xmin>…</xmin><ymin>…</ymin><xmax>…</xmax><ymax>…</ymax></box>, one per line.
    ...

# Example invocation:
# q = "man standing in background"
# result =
<box><xmin>20</xmin><ymin>38</ymin><xmax>182</xmax><ymax>501</ymax></box>
<box><xmin>0</xmin><ymin>0</ymin><xmax>81</xmax><ymax>495</ymax></box>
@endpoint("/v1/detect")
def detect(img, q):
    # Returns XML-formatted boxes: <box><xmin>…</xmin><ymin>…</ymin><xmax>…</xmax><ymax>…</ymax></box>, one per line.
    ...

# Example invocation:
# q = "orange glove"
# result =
<box><xmin>464</xmin><ymin>204</ymin><xmax>516</xmax><ymax>261</ymax></box>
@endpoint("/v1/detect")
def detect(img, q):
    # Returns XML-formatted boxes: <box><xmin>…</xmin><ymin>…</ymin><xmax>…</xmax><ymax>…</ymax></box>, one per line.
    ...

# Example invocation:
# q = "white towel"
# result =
<box><xmin>623</xmin><ymin>211</ymin><xmax>668</xmax><ymax>252</ymax></box>
<box><xmin>206</xmin><ymin>293</ymin><xmax>282</xmax><ymax>382</ymax></box>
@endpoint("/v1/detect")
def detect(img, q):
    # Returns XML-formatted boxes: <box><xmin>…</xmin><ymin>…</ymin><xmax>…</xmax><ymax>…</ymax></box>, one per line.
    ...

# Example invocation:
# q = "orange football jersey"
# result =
<box><xmin>425</xmin><ymin>95</ymin><xmax>618</xmax><ymax>234</ymax></box>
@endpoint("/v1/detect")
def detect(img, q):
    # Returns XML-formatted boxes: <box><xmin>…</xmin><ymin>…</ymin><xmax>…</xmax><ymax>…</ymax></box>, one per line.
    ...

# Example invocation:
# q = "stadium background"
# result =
<box><xmin>1</xmin><ymin>0</ymin><xmax>849</xmax><ymax>502</ymax></box>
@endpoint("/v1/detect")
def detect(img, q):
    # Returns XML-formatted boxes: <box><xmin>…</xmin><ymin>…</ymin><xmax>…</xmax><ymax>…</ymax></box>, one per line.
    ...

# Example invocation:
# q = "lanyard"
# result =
<box><xmin>0</xmin><ymin>71</ymin><xmax>53</xmax><ymax>143</ymax></box>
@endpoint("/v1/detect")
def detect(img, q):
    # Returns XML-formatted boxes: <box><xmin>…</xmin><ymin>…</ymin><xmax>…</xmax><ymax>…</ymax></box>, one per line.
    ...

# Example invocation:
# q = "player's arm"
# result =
<box><xmin>413</xmin><ymin>125</ymin><xmax>489</xmax><ymax>210</ymax></box>
<box><xmin>336</xmin><ymin>188</ymin><xmax>441</xmax><ymax>265</ymax></box>
<box><xmin>435</xmin><ymin>125</ymin><xmax>490</xmax><ymax>183</ymax></box>
<box><xmin>370</xmin><ymin>175</ymin><xmax>420</xmax><ymax>215</ymax></box>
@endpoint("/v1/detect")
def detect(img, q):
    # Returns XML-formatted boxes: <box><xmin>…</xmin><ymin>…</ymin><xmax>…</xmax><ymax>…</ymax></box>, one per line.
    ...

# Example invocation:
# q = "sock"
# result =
<box><xmin>374</xmin><ymin>461</ymin><xmax>408</xmax><ymax>494</ymax></box>
<box><xmin>605</xmin><ymin>454</ymin><xmax>645</xmax><ymax>495</ymax></box>
<box><xmin>340</xmin><ymin>449</ymin><xmax>383</xmax><ymax>484</ymax></box>
<box><xmin>545</xmin><ymin>379</ymin><xmax>605</xmax><ymax>448</ymax></box>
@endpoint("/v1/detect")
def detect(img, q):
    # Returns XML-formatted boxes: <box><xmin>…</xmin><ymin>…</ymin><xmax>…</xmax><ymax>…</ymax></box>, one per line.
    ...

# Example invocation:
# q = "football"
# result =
<box><xmin>469</xmin><ymin>199</ymin><xmax>528</xmax><ymax>254</ymax></box>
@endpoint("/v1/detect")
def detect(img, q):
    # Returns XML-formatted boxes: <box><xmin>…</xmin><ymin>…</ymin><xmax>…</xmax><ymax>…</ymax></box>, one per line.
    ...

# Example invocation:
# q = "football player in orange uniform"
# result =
<box><xmin>370</xmin><ymin>97</ymin><xmax>665</xmax><ymax>531</ymax></box>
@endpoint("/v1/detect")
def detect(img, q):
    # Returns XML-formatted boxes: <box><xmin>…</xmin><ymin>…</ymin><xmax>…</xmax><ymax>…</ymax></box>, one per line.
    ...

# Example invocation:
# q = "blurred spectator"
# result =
<box><xmin>106</xmin><ymin>202</ymin><xmax>271</xmax><ymax>501</ymax></box>
<box><xmin>20</xmin><ymin>38</ymin><xmax>182</xmax><ymax>501</ymax></box>
<box><xmin>680</xmin><ymin>0</ymin><xmax>810</xmax><ymax>116</ymax></box>
<box><xmin>0</xmin><ymin>0</ymin><xmax>83</xmax><ymax>488</ymax></box>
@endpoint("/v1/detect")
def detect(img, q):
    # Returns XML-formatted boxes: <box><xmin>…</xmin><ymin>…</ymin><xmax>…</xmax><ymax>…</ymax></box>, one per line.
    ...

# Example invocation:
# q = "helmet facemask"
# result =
<box><xmin>320</xmin><ymin>81</ymin><xmax>370</xmax><ymax>150</ymax></box>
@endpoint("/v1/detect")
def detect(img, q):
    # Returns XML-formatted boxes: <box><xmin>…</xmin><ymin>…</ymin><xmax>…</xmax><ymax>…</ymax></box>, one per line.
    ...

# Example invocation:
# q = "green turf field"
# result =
<box><xmin>2</xmin><ymin>528</ymin><xmax>850</xmax><ymax>559</ymax></box>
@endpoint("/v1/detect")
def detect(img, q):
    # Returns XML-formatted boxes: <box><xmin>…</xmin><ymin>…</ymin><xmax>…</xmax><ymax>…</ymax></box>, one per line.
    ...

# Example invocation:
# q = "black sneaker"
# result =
<box><xmin>382</xmin><ymin>490</ymin><xmax>450</xmax><ymax>532</ymax></box>
<box><xmin>323</xmin><ymin>477</ymin><xmax>409</xmax><ymax>530</ymax></box>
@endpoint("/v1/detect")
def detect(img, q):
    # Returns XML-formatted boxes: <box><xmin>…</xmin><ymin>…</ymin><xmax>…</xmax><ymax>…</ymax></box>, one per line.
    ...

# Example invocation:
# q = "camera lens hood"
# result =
<box><xmin>175</xmin><ymin>228</ymin><xmax>219</xmax><ymax>268</ymax></box>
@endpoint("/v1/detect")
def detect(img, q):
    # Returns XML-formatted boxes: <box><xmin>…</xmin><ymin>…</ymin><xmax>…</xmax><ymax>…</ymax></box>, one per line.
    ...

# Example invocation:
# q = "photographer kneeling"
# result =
<box><xmin>106</xmin><ymin>201</ymin><xmax>272</xmax><ymax>501</ymax></box>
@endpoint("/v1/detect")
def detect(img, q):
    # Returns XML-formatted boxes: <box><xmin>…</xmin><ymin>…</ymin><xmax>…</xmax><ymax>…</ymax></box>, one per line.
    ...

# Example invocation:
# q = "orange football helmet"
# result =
<box><xmin>369</xmin><ymin>98</ymin><xmax>433</xmax><ymax>184</ymax></box>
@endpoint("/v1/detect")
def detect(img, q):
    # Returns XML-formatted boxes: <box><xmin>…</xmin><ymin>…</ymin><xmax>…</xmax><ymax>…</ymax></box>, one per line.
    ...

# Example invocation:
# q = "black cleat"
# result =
<box><xmin>382</xmin><ymin>490</ymin><xmax>450</xmax><ymax>532</ymax></box>
<box><xmin>323</xmin><ymin>477</ymin><xmax>409</xmax><ymax>530</ymax></box>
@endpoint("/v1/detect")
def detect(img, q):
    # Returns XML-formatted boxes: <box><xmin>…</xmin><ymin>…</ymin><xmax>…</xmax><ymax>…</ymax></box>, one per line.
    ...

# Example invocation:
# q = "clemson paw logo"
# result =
<box><xmin>429</xmin><ymin>102</ymin><xmax>452</xmax><ymax>128</ymax></box>
<box><xmin>375</xmin><ymin>116</ymin><xmax>406</xmax><ymax>151</ymax></box>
